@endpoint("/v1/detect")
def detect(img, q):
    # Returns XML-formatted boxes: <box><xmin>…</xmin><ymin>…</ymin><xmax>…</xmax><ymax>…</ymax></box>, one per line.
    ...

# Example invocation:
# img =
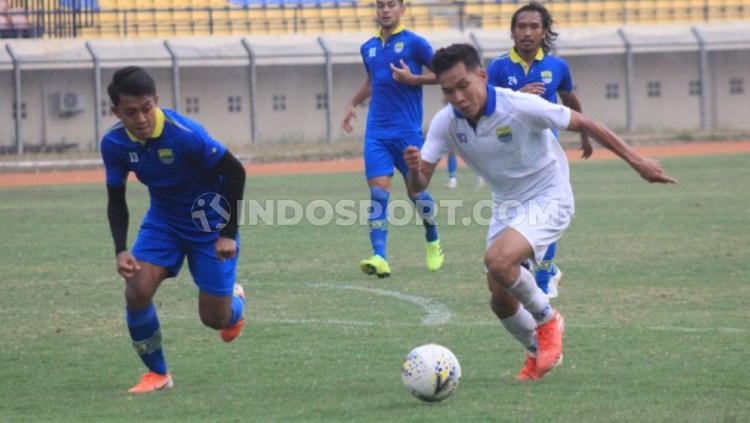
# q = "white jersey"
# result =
<box><xmin>422</xmin><ymin>86</ymin><xmax>574</xmax><ymax>209</ymax></box>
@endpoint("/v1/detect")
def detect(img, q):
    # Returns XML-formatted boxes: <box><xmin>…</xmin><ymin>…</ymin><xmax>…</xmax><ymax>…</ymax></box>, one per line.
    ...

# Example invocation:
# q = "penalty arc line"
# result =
<box><xmin>0</xmin><ymin>308</ymin><xmax>744</xmax><ymax>334</ymax></box>
<box><xmin>3</xmin><ymin>280</ymin><xmax>745</xmax><ymax>334</ymax></box>
<box><xmin>307</xmin><ymin>283</ymin><xmax>451</xmax><ymax>326</ymax></box>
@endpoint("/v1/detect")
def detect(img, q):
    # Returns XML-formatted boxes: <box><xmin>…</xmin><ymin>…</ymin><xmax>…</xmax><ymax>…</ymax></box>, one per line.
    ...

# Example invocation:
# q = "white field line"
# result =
<box><xmin>0</xmin><ymin>307</ymin><xmax>745</xmax><ymax>334</ymax></box>
<box><xmin>2</xmin><ymin>280</ymin><xmax>746</xmax><ymax>334</ymax></box>
<box><xmin>0</xmin><ymin>159</ymin><xmax>103</xmax><ymax>169</ymax></box>
<box><xmin>307</xmin><ymin>283</ymin><xmax>451</xmax><ymax>326</ymax></box>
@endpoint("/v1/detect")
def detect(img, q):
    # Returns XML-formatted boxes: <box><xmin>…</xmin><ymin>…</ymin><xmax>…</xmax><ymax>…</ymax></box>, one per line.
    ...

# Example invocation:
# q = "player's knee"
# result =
<box><xmin>199</xmin><ymin>314</ymin><xmax>226</xmax><ymax>330</ymax></box>
<box><xmin>124</xmin><ymin>284</ymin><xmax>154</xmax><ymax>309</ymax></box>
<box><xmin>199</xmin><ymin>309</ymin><xmax>231</xmax><ymax>330</ymax></box>
<box><xmin>484</xmin><ymin>253</ymin><xmax>515</xmax><ymax>285</ymax></box>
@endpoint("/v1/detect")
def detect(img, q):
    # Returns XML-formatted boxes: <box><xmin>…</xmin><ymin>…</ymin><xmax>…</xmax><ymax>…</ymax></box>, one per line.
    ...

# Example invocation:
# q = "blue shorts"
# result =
<box><xmin>132</xmin><ymin>223</ymin><xmax>239</xmax><ymax>297</ymax></box>
<box><xmin>364</xmin><ymin>135</ymin><xmax>423</xmax><ymax>180</ymax></box>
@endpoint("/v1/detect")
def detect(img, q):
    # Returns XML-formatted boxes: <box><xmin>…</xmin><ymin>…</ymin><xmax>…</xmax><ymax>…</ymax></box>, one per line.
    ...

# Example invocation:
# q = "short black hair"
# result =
<box><xmin>431</xmin><ymin>43</ymin><xmax>483</xmax><ymax>77</ymax></box>
<box><xmin>107</xmin><ymin>66</ymin><xmax>156</xmax><ymax>106</ymax></box>
<box><xmin>511</xmin><ymin>2</ymin><xmax>558</xmax><ymax>53</ymax></box>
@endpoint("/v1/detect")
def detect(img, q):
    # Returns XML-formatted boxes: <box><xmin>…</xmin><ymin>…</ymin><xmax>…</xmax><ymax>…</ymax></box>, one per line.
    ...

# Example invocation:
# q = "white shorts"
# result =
<box><xmin>485</xmin><ymin>194</ymin><xmax>574</xmax><ymax>265</ymax></box>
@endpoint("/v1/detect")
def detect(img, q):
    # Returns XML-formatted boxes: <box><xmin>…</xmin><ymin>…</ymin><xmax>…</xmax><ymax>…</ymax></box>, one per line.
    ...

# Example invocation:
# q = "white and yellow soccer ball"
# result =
<box><xmin>402</xmin><ymin>344</ymin><xmax>461</xmax><ymax>402</ymax></box>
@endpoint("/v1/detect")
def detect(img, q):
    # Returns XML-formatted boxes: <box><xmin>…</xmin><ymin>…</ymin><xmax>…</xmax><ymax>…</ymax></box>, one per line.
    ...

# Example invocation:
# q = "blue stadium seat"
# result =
<box><xmin>59</xmin><ymin>0</ymin><xmax>100</xmax><ymax>11</ymax></box>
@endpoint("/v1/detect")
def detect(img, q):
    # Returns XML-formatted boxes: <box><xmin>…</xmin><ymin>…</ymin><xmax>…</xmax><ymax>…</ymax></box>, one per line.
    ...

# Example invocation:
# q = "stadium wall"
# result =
<box><xmin>1</xmin><ymin>23</ymin><xmax>749</xmax><ymax>153</ymax></box>
<box><xmin>711</xmin><ymin>49</ymin><xmax>750</xmax><ymax>130</ymax></box>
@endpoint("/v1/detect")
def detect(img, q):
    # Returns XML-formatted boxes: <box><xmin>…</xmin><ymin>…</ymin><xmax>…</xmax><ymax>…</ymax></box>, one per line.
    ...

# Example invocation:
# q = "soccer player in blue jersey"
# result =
<box><xmin>341</xmin><ymin>0</ymin><xmax>443</xmax><ymax>278</ymax></box>
<box><xmin>487</xmin><ymin>2</ymin><xmax>592</xmax><ymax>297</ymax></box>
<box><xmin>101</xmin><ymin>66</ymin><xmax>247</xmax><ymax>394</ymax></box>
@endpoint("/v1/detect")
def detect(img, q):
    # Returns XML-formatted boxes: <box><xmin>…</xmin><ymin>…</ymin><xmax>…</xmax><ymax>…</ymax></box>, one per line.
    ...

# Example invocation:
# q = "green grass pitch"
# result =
<box><xmin>0</xmin><ymin>153</ymin><xmax>748</xmax><ymax>422</ymax></box>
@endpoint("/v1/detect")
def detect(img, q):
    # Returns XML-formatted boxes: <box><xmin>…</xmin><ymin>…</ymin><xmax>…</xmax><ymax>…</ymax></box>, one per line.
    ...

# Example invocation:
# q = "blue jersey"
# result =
<box><xmin>100</xmin><ymin>108</ymin><xmax>227</xmax><ymax>241</ymax></box>
<box><xmin>487</xmin><ymin>48</ymin><xmax>573</xmax><ymax>104</ymax></box>
<box><xmin>360</xmin><ymin>25</ymin><xmax>433</xmax><ymax>139</ymax></box>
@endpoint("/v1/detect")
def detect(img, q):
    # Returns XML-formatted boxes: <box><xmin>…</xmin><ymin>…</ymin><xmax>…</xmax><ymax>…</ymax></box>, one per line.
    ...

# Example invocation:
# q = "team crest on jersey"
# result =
<box><xmin>368</xmin><ymin>47</ymin><xmax>377</xmax><ymax>58</ymax></box>
<box><xmin>541</xmin><ymin>70</ymin><xmax>553</xmax><ymax>84</ymax></box>
<box><xmin>507</xmin><ymin>76</ymin><xmax>518</xmax><ymax>86</ymax></box>
<box><xmin>394</xmin><ymin>42</ymin><xmax>404</xmax><ymax>53</ymax></box>
<box><xmin>456</xmin><ymin>132</ymin><xmax>468</xmax><ymax>144</ymax></box>
<box><xmin>496</xmin><ymin>126</ymin><xmax>512</xmax><ymax>142</ymax></box>
<box><xmin>158</xmin><ymin>148</ymin><xmax>174</xmax><ymax>165</ymax></box>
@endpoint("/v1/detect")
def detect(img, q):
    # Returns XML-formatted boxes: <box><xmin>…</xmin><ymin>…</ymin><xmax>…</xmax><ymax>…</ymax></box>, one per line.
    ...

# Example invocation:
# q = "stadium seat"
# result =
<box><xmin>602</xmin><ymin>1</ymin><xmax>624</xmax><ymax>25</ymax></box>
<box><xmin>35</xmin><ymin>0</ymin><xmax>750</xmax><ymax>38</ymax></box>
<box><xmin>0</xmin><ymin>14</ymin><xmax>11</xmax><ymax>34</ymax></box>
<box><xmin>7</xmin><ymin>8</ymin><xmax>31</xmax><ymax>36</ymax></box>
<box><xmin>568</xmin><ymin>1</ymin><xmax>589</xmax><ymax>26</ymax></box>
<box><xmin>473</xmin><ymin>3</ymin><xmax>499</xmax><ymax>29</ymax></box>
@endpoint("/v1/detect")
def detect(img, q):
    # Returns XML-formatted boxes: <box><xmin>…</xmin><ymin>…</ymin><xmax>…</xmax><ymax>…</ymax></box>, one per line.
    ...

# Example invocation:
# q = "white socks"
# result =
<box><xmin>507</xmin><ymin>265</ymin><xmax>553</xmax><ymax>324</ymax></box>
<box><xmin>500</xmin><ymin>306</ymin><xmax>537</xmax><ymax>353</ymax></box>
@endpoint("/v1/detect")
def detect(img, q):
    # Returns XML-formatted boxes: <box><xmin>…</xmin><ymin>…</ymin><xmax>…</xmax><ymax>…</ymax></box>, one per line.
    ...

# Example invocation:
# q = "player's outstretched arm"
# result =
<box><xmin>567</xmin><ymin>111</ymin><xmax>677</xmax><ymax>184</ymax></box>
<box><xmin>341</xmin><ymin>76</ymin><xmax>372</xmax><ymax>133</ymax></box>
<box><xmin>404</xmin><ymin>146</ymin><xmax>437</xmax><ymax>193</ymax></box>
<box><xmin>559</xmin><ymin>91</ymin><xmax>593</xmax><ymax>159</ymax></box>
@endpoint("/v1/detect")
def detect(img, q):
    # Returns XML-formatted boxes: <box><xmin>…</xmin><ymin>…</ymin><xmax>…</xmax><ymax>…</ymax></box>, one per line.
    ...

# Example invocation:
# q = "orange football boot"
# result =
<box><xmin>535</xmin><ymin>310</ymin><xmax>565</xmax><ymax>376</ymax></box>
<box><xmin>516</xmin><ymin>353</ymin><xmax>539</xmax><ymax>382</ymax></box>
<box><xmin>128</xmin><ymin>372</ymin><xmax>173</xmax><ymax>394</ymax></box>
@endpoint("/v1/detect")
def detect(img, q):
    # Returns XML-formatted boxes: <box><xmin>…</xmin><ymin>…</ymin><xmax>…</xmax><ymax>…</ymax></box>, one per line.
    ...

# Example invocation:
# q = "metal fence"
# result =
<box><xmin>2</xmin><ymin>23</ymin><xmax>749</xmax><ymax>154</ymax></box>
<box><xmin>1</xmin><ymin>0</ymin><xmax>748</xmax><ymax>39</ymax></box>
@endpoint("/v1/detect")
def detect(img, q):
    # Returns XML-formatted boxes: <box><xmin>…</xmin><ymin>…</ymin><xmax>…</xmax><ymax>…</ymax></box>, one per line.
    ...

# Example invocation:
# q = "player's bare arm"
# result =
<box><xmin>559</xmin><ymin>90</ymin><xmax>593</xmax><ymax>159</ymax></box>
<box><xmin>390</xmin><ymin>59</ymin><xmax>437</xmax><ymax>85</ymax></box>
<box><xmin>404</xmin><ymin>146</ymin><xmax>437</xmax><ymax>193</ymax></box>
<box><xmin>568</xmin><ymin>111</ymin><xmax>677</xmax><ymax>184</ymax></box>
<box><xmin>341</xmin><ymin>76</ymin><xmax>372</xmax><ymax>133</ymax></box>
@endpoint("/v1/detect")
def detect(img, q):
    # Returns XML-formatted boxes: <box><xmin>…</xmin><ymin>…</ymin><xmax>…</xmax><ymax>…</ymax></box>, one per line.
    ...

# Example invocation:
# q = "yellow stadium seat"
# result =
<box><xmin>481</xmin><ymin>4</ymin><xmax>505</xmax><ymax>29</ymax></box>
<box><xmin>684</xmin><ymin>0</ymin><xmax>705</xmax><ymax>20</ymax></box>
<box><xmin>585</xmin><ymin>1</ymin><xmax>605</xmax><ymax>26</ymax></box>
<box><xmin>567</xmin><ymin>2</ymin><xmax>589</xmax><ymax>26</ymax></box>
<box><xmin>354</xmin><ymin>4</ymin><xmax>373</xmax><ymax>20</ymax></box>
<box><xmin>602</xmin><ymin>1</ymin><xmax>624</xmax><ymax>25</ymax></box>
<box><xmin>74</xmin><ymin>0</ymin><xmax>750</xmax><ymax>38</ymax></box>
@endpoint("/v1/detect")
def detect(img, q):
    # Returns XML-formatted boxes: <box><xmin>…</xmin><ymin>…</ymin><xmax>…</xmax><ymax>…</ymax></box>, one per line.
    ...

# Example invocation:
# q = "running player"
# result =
<box><xmin>101</xmin><ymin>66</ymin><xmax>247</xmax><ymax>393</ymax></box>
<box><xmin>405</xmin><ymin>44</ymin><xmax>675</xmax><ymax>381</ymax></box>
<box><xmin>341</xmin><ymin>0</ymin><xmax>443</xmax><ymax>277</ymax></box>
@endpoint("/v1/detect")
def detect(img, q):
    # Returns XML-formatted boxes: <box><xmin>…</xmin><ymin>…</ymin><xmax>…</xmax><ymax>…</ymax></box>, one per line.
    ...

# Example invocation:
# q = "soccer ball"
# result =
<box><xmin>402</xmin><ymin>344</ymin><xmax>461</xmax><ymax>402</ymax></box>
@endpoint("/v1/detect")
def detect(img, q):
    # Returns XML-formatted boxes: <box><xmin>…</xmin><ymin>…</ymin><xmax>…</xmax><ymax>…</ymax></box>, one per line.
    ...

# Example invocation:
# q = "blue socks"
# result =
<box><xmin>535</xmin><ymin>242</ymin><xmax>558</xmax><ymax>294</ymax></box>
<box><xmin>229</xmin><ymin>294</ymin><xmax>245</xmax><ymax>326</ymax></box>
<box><xmin>368</xmin><ymin>186</ymin><xmax>390</xmax><ymax>259</ymax></box>
<box><xmin>447</xmin><ymin>154</ymin><xmax>457</xmax><ymax>178</ymax></box>
<box><xmin>367</xmin><ymin>187</ymin><xmax>440</xmax><ymax>258</ymax></box>
<box><xmin>412</xmin><ymin>191</ymin><xmax>439</xmax><ymax>243</ymax></box>
<box><xmin>126</xmin><ymin>303</ymin><xmax>168</xmax><ymax>375</ymax></box>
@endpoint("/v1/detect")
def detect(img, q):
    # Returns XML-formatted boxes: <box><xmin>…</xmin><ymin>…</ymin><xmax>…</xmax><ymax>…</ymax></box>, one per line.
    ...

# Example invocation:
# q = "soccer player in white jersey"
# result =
<box><xmin>404</xmin><ymin>44</ymin><xmax>676</xmax><ymax>381</ymax></box>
